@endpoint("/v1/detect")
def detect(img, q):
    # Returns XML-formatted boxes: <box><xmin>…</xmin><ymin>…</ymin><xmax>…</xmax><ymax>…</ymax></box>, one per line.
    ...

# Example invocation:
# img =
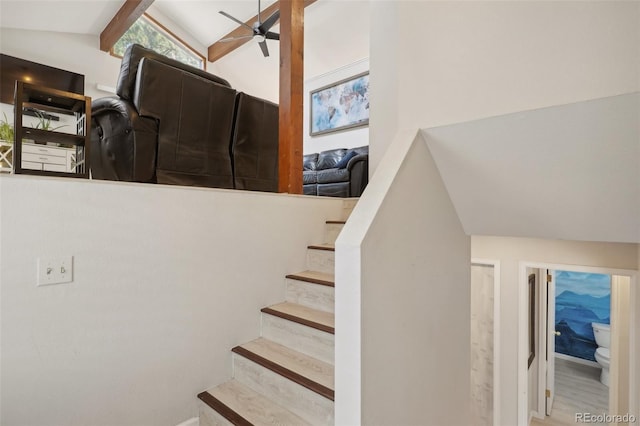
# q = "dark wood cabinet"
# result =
<box><xmin>13</xmin><ymin>81</ymin><xmax>91</xmax><ymax>178</ymax></box>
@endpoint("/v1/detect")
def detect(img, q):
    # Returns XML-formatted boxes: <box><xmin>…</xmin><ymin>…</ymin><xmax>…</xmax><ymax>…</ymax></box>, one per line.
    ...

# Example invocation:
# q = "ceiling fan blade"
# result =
<box><xmin>259</xmin><ymin>9</ymin><xmax>280</xmax><ymax>33</ymax></box>
<box><xmin>219</xmin><ymin>11</ymin><xmax>253</xmax><ymax>31</ymax></box>
<box><xmin>258</xmin><ymin>40</ymin><xmax>269</xmax><ymax>57</ymax></box>
<box><xmin>219</xmin><ymin>35</ymin><xmax>254</xmax><ymax>43</ymax></box>
<box><xmin>265</xmin><ymin>31</ymin><xmax>279</xmax><ymax>41</ymax></box>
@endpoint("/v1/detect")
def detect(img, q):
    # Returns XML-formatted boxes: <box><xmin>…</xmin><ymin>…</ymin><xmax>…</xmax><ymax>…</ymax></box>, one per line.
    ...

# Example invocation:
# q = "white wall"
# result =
<box><xmin>424</xmin><ymin>93</ymin><xmax>640</xmax><ymax>244</ymax></box>
<box><xmin>335</xmin><ymin>130</ymin><xmax>470</xmax><ymax>425</ymax></box>
<box><xmin>471</xmin><ymin>236</ymin><xmax>639</xmax><ymax>425</ymax></box>
<box><xmin>303</xmin><ymin>58</ymin><xmax>369</xmax><ymax>154</ymax></box>
<box><xmin>0</xmin><ymin>175</ymin><xmax>344</xmax><ymax>426</ymax></box>
<box><xmin>368</xmin><ymin>1</ymin><xmax>398</xmax><ymax>176</ymax></box>
<box><xmin>368</xmin><ymin>0</ymin><xmax>640</xmax><ymax>174</ymax></box>
<box><xmin>366</xmin><ymin>4</ymin><xmax>640</xmax><ymax>420</ymax></box>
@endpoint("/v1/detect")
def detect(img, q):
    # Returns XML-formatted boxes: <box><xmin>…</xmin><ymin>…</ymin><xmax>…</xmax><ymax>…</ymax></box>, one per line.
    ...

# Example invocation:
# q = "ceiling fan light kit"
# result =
<box><xmin>219</xmin><ymin>0</ymin><xmax>280</xmax><ymax>57</ymax></box>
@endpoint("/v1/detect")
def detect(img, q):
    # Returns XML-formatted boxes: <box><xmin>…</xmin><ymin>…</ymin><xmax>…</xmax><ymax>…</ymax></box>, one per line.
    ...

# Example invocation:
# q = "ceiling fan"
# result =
<box><xmin>218</xmin><ymin>0</ymin><xmax>280</xmax><ymax>57</ymax></box>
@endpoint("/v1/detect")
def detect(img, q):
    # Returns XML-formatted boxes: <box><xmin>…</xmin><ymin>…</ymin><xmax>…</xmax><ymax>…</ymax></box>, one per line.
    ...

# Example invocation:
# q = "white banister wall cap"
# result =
<box><xmin>335</xmin><ymin>128</ymin><xmax>423</xmax><ymax>250</ymax></box>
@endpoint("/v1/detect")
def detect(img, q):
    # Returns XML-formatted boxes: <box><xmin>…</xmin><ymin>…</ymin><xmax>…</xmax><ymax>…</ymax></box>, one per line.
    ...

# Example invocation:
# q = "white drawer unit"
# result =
<box><xmin>21</xmin><ymin>143</ymin><xmax>75</xmax><ymax>173</ymax></box>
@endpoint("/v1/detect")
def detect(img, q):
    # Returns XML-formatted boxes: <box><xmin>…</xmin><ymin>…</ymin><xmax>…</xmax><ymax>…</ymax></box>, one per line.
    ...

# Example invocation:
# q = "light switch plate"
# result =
<box><xmin>37</xmin><ymin>256</ymin><xmax>73</xmax><ymax>286</ymax></box>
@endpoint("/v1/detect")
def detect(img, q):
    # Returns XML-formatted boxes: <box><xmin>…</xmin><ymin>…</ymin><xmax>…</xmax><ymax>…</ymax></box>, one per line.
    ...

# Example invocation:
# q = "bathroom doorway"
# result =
<box><xmin>518</xmin><ymin>262</ymin><xmax>636</xmax><ymax>426</ymax></box>
<box><xmin>544</xmin><ymin>269</ymin><xmax>611</xmax><ymax>421</ymax></box>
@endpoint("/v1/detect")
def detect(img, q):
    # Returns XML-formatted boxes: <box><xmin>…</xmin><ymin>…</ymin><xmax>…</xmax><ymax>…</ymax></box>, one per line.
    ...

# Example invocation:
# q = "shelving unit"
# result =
<box><xmin>13</xmin><ymin>81</ymin><xmax>91</xmax><ymax>178</ymax></box>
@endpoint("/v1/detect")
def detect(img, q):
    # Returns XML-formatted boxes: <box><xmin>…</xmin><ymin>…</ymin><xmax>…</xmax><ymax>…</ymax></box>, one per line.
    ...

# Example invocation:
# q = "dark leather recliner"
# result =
<box><xmin>231</xmin><ymin>93</ymin><xmax>279</xmax><ymax>192</ymax></box>
<box><xmin>91</xmin><ymin>44</ymin><xmax>278</xmax><ymax>191</ymax></box>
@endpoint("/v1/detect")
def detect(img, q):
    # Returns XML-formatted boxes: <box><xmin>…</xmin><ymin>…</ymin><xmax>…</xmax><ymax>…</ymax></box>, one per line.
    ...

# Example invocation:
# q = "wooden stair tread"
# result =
<box><xmin>262</xmin><ymin>302</ymin><xmax>335</xmax><ymax>334</ymax></box>
<box><xmin>307</xmin><ymin>243</ymin><xmax>335</xmax><ymax>251</ymax></box>
<box><xmin>286</xmin><ymin>270</ymin><xmax>335</xmax><ymax>287</ymax></box>
<box><xmin>199</xmin><ymin>380</ymin><xmax>311</xmax><ymax>425</ymax></box>
<box><xmin>233</xmin><ymin>338</ymin><xmax>334</xmax><ymax>400</ymax></box>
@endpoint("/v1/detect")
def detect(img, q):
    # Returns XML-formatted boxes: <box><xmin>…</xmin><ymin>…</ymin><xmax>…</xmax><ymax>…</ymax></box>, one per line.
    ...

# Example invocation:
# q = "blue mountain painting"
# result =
<box><xmin>554</xmin><ymin>271</ymin><xmax>610</xmax><ymax>362</ymax></box>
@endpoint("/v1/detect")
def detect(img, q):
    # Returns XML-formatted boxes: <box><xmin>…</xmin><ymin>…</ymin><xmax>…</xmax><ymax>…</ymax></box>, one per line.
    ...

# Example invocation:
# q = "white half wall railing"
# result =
<box><xmin>335</xmin><ymin>129</ymin><xmax>471</xmax><ymax>425</ymax></box>
<box><xmin>0</xmin><ymin>176</ymin><xmax>344</xmax><ymax>426</ymax></box>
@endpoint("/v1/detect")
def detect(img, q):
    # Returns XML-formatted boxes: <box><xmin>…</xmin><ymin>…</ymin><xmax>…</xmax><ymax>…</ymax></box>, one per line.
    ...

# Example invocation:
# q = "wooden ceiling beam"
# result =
<box><xmin>100</xmin><ymin>0</ymin><xmax>155</xmax><ymax>52</ymax></box>
<box><xmin>207</xmin><ymin>0</ymin><xmax>317</xmax><ymax>63</ymax></box>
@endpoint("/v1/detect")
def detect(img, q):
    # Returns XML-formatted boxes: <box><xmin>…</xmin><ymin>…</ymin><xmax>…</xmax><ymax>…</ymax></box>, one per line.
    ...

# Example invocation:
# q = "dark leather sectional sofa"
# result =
<box><xmin>303</xmin><ymin>145</ymin><xmax>369</xmax><ymax>197</ymax></box>
<box><xmin>90</xmin><ymin>44</ymin><xmax>278</xmax><ymax>192</ymax></box>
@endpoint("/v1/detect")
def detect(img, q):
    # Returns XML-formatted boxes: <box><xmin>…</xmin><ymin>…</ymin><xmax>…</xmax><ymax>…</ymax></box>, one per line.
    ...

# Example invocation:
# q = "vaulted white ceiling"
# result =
<box><xmin>425</xmin><ymin>93</ymin><xmax>640</xmax><ymax>244</ymax></box>
<box><xmin>0</xmin><ymin>1</ymin><xmax>123</xmax><ymax>35</ymax></box>
<box><xmin>0</xmin><ymin>0</ymin><xmax>277</xmax><ymax>46</ymax></box>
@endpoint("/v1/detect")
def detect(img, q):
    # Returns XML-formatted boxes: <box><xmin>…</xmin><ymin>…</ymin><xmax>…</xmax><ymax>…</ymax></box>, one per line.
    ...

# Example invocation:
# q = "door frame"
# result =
<box><xmin>517</xmin><ymin>261</ymin><xmax>638</xmax><ymax>425</ymax></box>
<box><xmin>472</xmin><ymin>258</ymin><xmax>502</xmax><ymax>426</ymax></box>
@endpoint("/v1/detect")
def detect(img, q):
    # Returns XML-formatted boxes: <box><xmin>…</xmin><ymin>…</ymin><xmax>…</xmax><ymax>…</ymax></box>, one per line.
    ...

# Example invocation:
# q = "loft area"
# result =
<box><xmin>0</xmin><ymin>45</ymin><xmax>371</xmax><ymax>196</ymax></box>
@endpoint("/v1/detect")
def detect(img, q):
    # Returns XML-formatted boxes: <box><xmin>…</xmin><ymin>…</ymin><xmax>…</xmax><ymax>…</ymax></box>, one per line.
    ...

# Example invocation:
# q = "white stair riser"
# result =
<box><xmin>199</xmin><ymin>401</ymin><xmax>233</xmax><ymax>426</ymax></box>
<box><xmin>261</xmin><ymin>313</ymin><xmax>334</xmax><ymax>365</ymax></box>
<box><xmin>233</xmin><ymin>354</ymin><xmax>333</xmax><ymax>426</ymax></box>
<box><xmin>323</xmin><ymin>223</ymin><xmax>344</xmax><ymax>245</ymax></box>
<box><xmin>306</xmin><ymin>249</ymin><xmax>335</xmax><ymax>274</ymax></box>
<box><xmin>285</xmin><ymin>279</ymin><xmax>335</xmax><ymax>313</ymax></box>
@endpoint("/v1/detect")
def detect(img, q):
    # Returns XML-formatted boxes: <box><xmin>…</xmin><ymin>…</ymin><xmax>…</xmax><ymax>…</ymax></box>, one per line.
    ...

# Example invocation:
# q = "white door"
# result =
<box><xmin>546</xmin><ymin>269</ymin><xmax>556</xmax><ymax>415</ymax></box>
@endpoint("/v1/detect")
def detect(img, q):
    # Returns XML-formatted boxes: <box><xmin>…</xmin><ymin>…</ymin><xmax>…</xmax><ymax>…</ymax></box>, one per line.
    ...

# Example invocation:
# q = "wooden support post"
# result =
<box><xmin>278</xmin><ymin>0</ymin><xmax>304</xmax><ymax>194</ymax></box>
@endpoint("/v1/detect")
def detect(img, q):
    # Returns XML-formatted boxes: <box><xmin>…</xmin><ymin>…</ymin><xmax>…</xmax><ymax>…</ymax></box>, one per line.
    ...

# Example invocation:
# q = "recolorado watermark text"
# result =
<box><xmin>576</xmin><ymin>412</ymin><xmax>637</xmax><ymax>423</ymax></box>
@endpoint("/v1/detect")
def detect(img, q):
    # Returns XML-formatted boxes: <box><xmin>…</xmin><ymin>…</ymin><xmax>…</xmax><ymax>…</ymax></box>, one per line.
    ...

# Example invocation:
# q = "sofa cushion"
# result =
<box><xmin>317</xmin><ymin>167</ymin><xmax>350</xmax><ymax>184</ymax></box>
<box><xmin>335</xmin><ymin>150</ymin><xmax>358</xmax><ymax>169</ymax></box>
<box><xmin>317</xmin><ymin>148</ymin><xmax>347</xmax><ymax>170</ymax></box>
<box><xmin>317</xmin><ymin>181</ymin><xmax>349</xmax><ymax>197</ymax></box>
<box><xmin>303</xmin><ymin>153</ymin><xmax>318</xmax><ymax>171</ymax></box>
<box><xmin>303</xmin><ymin>184</ymin><xmax>318</xmax><ymax>195</ymax></box>
<box><xmin>352</xmin><ymin>145</ymin><xmax>369</xmax><ymax>155</ymax></box>
<box><xmin>303</xmin><ymin>170</ymin><xmax>317</xmax><ymax>184</ymax></box>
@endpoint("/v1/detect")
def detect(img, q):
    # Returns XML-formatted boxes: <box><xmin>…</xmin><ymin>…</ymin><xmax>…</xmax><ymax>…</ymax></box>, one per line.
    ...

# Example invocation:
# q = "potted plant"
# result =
<box><xmin>33</xmin><ymin>109</ymin><xmax>66</xmax><ymax>132</ymax></box>
<box><xmin>0</xmin><ymin>112</ymin><xmax>14</xmax><ymax>171</ymax></box>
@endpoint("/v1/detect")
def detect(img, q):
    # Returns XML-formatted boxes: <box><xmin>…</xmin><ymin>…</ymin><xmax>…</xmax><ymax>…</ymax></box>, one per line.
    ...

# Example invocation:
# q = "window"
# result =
<box><xmin>111</xmin><ymin>14</ymin><xmax>205</xmax><ymax>70</ymax></box>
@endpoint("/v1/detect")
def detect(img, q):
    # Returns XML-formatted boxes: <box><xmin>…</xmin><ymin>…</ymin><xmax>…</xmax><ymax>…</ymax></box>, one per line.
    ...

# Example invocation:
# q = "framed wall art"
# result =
<box><xmin>309</xmin><ymin>71</ymin><xmax>369</xmax><ymax>136</ymax></box>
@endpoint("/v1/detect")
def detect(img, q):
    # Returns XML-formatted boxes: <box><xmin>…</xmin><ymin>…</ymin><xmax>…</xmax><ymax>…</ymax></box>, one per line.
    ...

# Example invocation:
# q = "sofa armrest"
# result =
<box><xmin>91</xmin><ymin>96</ymin><xmax>158</xmax><ymax>182</ymax></box>
<box><xmin>347</xmin><ymin>153</ymin><xmax>369</xmax><ymax>197</ymax></box>
<box><xmin>346</xmin><ymin>153</ymin><xmax>368</xmax><ymax>171</ymax></box>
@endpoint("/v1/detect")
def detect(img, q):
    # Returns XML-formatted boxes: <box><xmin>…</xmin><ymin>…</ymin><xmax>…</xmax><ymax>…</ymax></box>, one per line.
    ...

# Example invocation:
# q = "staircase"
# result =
<box><xmin>197</xmin><ymin>200</ymin><xmax>356</xmax><ymax>426</ymax></box>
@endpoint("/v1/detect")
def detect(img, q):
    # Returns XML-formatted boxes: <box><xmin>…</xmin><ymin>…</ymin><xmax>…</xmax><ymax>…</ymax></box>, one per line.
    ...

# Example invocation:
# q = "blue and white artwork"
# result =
<box><xmin>310</xmin><ymin>72</ymin><xmax>369</xmax><ymax>136</ymax></box>
<box><xmin>555</xmin><ymin>271</ymin><xmax>610</xmax><ymax>362</ymax></box>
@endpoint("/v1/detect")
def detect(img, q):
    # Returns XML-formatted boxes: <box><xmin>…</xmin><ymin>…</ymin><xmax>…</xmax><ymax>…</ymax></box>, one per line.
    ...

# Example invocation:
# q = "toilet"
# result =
<box><xmin>592</xmin><ymin>322</ymin><xmax>611</xmax><ymax>386</ymax></box>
